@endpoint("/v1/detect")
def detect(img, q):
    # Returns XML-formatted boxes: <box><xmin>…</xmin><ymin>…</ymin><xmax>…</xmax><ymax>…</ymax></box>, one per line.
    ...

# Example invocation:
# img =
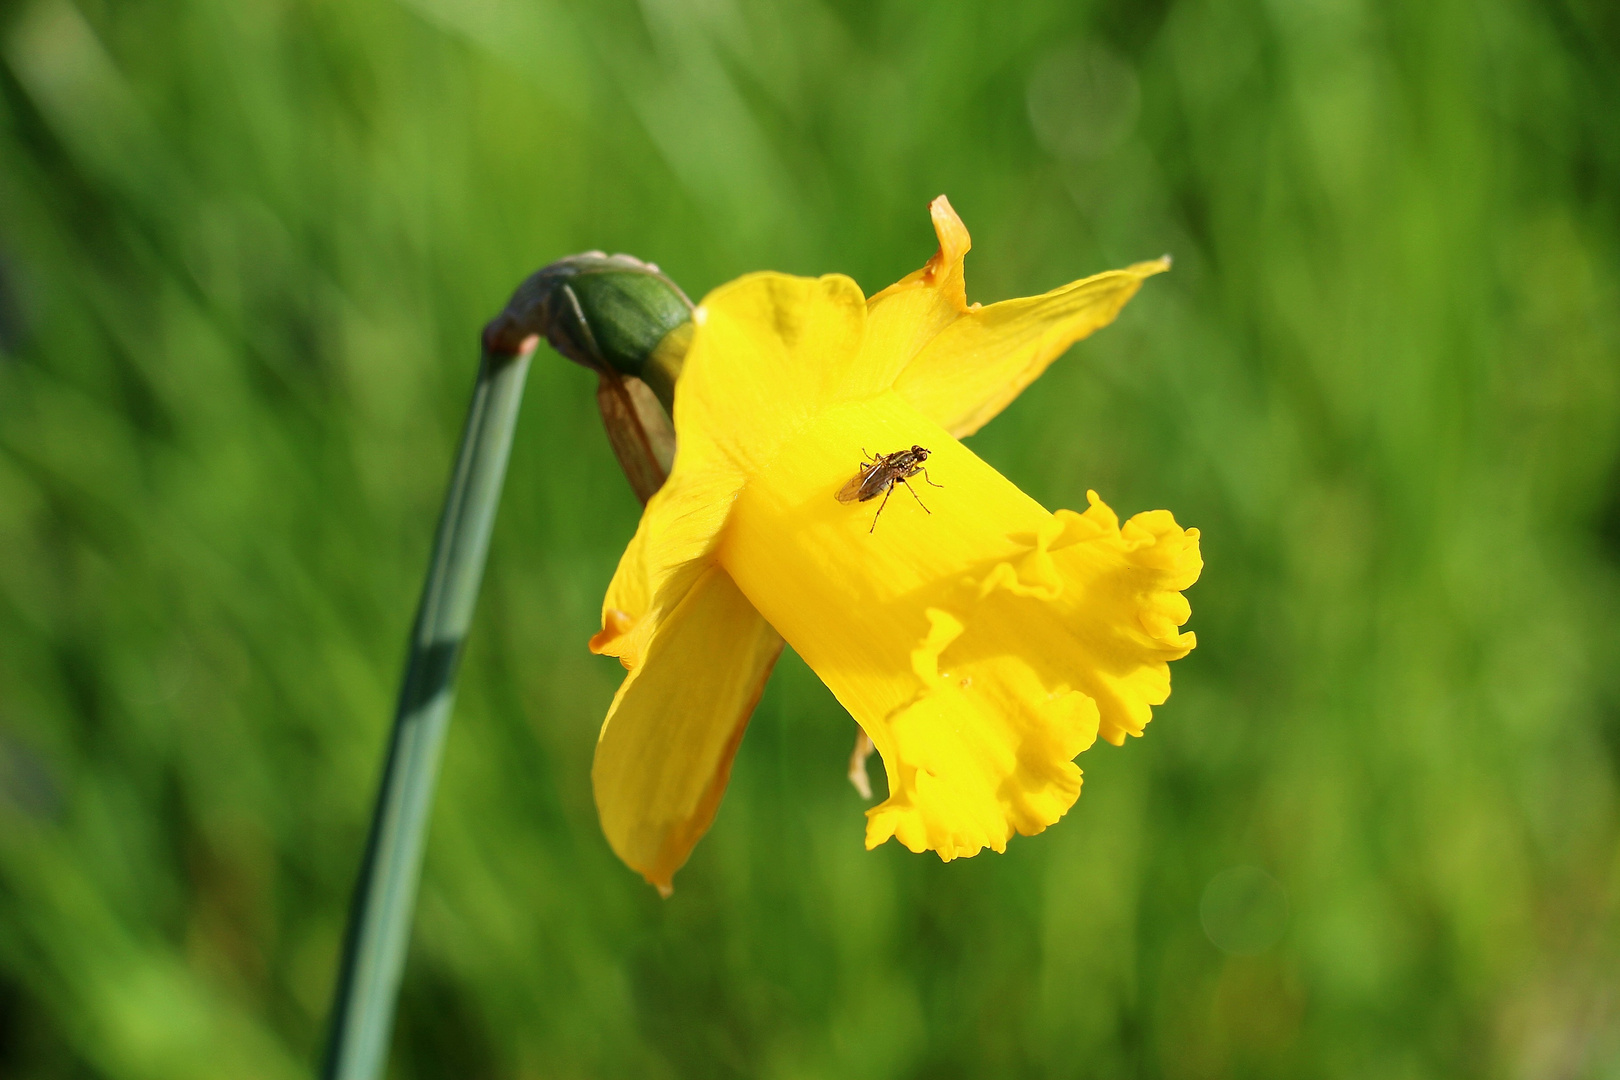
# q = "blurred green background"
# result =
<box><xmin>2</xmin><ymin>0</ymin><xmax>1618</xmax><ymax>1076</ymax></box>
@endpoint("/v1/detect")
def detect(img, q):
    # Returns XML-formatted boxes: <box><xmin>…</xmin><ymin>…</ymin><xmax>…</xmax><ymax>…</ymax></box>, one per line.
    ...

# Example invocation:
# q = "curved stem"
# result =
<box><xmin>320</xmin><ymin>342</ymin><xmax>533</xmax><ymax>1080</ymax></box>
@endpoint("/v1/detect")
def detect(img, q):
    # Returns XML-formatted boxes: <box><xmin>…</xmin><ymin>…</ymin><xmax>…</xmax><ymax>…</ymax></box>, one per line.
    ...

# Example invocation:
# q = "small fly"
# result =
<box><xmin>835</xmin><ymin>444</ymin><xmax>943</xmax><ymax>532</ymax></box>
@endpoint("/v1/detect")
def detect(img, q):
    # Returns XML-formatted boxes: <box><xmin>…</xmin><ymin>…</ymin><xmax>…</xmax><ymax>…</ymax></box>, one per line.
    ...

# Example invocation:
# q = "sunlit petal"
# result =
<box><xmin>894</xmin><ymin>257</ymin><xmax>1170</xmax><ymax>438</ymax></box>
<box><xmin>592</xmin><ymin>565</ymin><xmax>783</xmax><ymax>894</ymax></box>
<box><xmin>861</xmin><ymin>195</ymin><xmax>973</xmax><ymax>381</ymax></box>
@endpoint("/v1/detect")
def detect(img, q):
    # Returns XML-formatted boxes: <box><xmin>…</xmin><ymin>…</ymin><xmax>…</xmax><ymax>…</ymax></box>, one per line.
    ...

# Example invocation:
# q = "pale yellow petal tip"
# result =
<box><xmin>927</xmin><ymin>194</ymin><xmax>972</xmax><ymax>271</ymax></box>
<box><xmin>653</xmin><ymin>880</ymin><xmax>674</xmax><ymax>899</ymax></box>
<box><xmin>1129</xmin><ymin>254</ymin><xmax>1173</xmax><ymax>278</ymax></box>
<box><xmin>869</xmin><ymin>195</ymin><xmax>974</xmax><ymax>307</ymax></box>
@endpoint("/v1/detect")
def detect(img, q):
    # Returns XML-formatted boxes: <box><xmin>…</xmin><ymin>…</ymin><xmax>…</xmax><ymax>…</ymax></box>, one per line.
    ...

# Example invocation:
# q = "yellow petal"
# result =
<box><xmin>894</xmin><ymin>257</ymin><xmax>1170</xmax><ymax>438</ymax></box>
<box><xmin>717</xmin><ymin>390</ymin><xmax>1199</xmax><ymax>860</ymax></box>
<box><xmin>589</xmin><ymin>452</ymin><xmax>743</xmax><ymax>671</ymax></box>
<box><xmin>592</xmin><ymin>563</ymin><xmax>784</xmax><ymax>894</ymax></box>
<box><xmin>683</xmin><ymin>271</ymin><xmax>871</xmax><ymax>473</ymax></box>
<box><xmin>860</xmin><ymin>195</ymin><xmax>972</xmax><ymax>380</ymax></box>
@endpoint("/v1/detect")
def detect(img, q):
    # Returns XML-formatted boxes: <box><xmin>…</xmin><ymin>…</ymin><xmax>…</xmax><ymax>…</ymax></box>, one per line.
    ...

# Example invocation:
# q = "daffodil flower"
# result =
<box><xmin>589</xmin><ymin>197</ymin><xmax>1201</xmax><ymax>894</ymax></box>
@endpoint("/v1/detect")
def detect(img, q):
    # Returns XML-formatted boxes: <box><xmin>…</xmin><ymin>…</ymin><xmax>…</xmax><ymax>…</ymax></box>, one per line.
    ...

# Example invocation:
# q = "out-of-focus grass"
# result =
<box><xmin>1</xmin><ymin>0</ymin><xmax>1618</xmax><ymax>1077</ymax></box>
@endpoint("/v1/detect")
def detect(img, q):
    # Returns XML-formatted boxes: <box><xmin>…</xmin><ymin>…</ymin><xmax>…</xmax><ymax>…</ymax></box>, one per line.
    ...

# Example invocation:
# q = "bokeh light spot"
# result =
<box><xmin>1200</xmin><ymin>866</ymin><xmax>1288</xmax><ymax>956</ymax></box>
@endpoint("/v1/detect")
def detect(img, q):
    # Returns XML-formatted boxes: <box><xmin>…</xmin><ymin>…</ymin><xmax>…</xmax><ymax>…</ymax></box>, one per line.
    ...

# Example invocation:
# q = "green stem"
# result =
<box><xmin>321</xmin><ymin>343</ymin><xmax>533</xmax><ymax>1080</ymax></box>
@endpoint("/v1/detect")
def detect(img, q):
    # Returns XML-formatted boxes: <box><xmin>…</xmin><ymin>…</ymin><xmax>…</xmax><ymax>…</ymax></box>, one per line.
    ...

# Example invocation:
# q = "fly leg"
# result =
<box><xmin>869</xmin><ymin>481</ymin><xmax>895</xmax><ymax>532</ymax></box>
<box><xmin>899</xmin><ymin>476</ymin><xmax>932</xmax><ymax>515</ymax></box>
<box><xmin>918</xmin><ymin>465</ymin><xmax>944</xmax><ymax>489</ymax></box>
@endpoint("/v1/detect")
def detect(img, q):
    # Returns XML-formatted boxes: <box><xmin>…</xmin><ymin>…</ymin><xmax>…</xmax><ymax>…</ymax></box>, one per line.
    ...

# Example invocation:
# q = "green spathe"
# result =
<box><xmin>484</xmin><ymin>254</ymin><xmax>693</xmax><ymax>414</ymax></box>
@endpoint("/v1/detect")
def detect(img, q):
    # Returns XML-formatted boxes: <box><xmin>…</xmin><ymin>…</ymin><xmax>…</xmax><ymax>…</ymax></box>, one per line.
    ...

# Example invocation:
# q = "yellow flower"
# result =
<box><xmin>589</xmin><ymin>196</ymin><xmax>1201</xmax><ymax>894</ymax></box>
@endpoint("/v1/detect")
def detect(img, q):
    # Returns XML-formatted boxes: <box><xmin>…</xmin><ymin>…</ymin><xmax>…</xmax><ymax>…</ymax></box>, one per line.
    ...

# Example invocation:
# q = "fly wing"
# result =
<box><xmin>835</xmin><ymin>464</ymin><xmax>875</xmax><ymax>503</ymax></box>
